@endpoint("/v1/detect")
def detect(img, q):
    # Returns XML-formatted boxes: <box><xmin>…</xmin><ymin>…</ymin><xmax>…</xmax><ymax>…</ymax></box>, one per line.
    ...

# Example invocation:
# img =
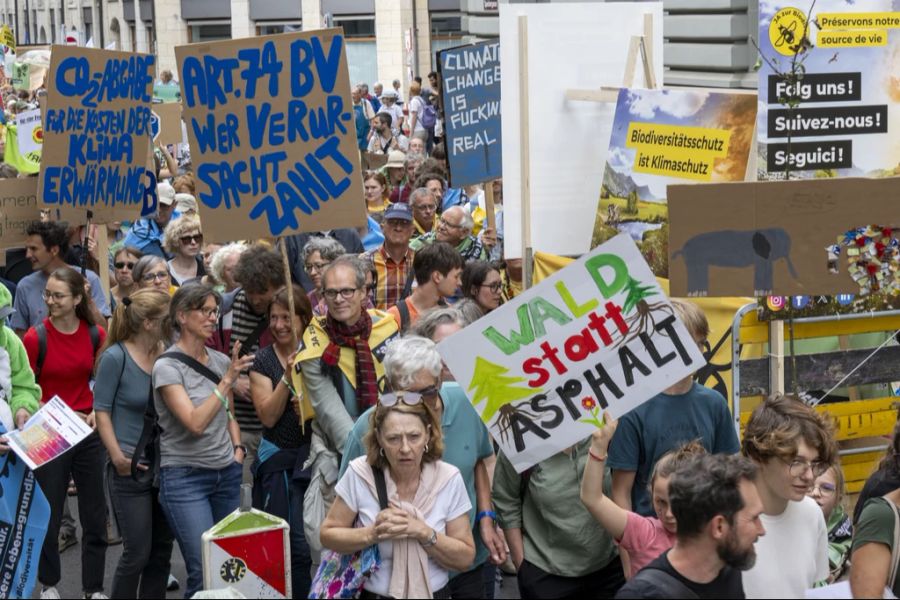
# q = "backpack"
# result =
<box><xmin>420</xmin><ymin>103</ymin><xmax>437</xmax><ymax>129</ymax></box>
<box><xmin>34</xmin><ymin>321</ymin><xmax>100</xmax><ymax>380</ymax></box>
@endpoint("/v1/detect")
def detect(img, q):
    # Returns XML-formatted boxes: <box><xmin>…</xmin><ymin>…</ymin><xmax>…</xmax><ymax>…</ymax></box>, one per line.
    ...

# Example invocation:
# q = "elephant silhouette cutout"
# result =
<box><xmin>672</xmin><ymin>228</ymin><xmax>798</xmax><ymax>294</ymax></box>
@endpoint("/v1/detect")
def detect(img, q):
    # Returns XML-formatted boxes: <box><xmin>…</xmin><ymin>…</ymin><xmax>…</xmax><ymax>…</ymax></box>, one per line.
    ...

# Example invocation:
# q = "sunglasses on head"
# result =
<box><xmin>379</xmin><ymin>385</ymin><xmax>440</xmax><ymax>407</ymax></box>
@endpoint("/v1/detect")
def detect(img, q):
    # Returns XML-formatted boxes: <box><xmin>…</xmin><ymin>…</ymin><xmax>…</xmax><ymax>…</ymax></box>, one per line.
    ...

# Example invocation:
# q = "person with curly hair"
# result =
<box><xmin>740</xmin><ymin>393</ymin><xmax>837</xmax><ymax>598</ymax></box>
<box><xmin>163</xmin><ymin>215</ymin><xmax>206</xmax><ymax>287</ymax></box>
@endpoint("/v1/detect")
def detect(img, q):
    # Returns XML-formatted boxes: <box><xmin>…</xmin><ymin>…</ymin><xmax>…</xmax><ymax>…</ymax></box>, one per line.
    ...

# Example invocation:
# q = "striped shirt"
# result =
<box><xmin>228</xmin><ymin>290</ymin><xmax>272</xmax><ymax>433</ymax></box>
<box><xmin>364</xmin><ymin>246</ymin><xmax>415</xmax><ymax>310</ymax></box>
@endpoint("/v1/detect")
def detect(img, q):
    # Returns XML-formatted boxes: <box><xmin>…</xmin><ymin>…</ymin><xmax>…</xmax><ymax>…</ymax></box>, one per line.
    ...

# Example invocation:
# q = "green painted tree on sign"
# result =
<box><xmin>468</xmin><ymin>356</ymin><xmax>538</xmax><ymax>422</ymax></box>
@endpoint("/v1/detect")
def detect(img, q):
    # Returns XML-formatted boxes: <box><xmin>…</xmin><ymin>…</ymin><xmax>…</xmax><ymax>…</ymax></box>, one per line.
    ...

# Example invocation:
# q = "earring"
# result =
<box><xmin>425</xmin><ymin>443</ymin><xmax>429</xmax><ymax>453</ymax></box>
<box><xmin>379</xmin><ymin>448</ymin><xmax>385</xmax><ymax>457</ymax></box>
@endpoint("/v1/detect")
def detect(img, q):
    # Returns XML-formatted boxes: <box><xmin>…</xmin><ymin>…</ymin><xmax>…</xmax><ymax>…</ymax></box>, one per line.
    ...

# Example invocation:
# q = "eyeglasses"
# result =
<box><xmin>380</xmin><ymin>385</ymin><xmax>440</xmax><ymax>407</ymax></box>
<box><xmin>323</xmin><ymin>288</ymin><xmax>359</xmax><ymax>301</ymax></box>
<box><xmin>810</xmin><ymin>482</ymin><xmax>837</xmax><ymax>497</ymax></box>
<box><xmin>481</xmin><ymin>282</ymin><xmax>503</xmax><ymax>293</ymax></box>
<box><xmin>439</xmin><ymin>217</ymin><xmax>464</xmax><ymax>230</ymax></box>
<box><xmin>142</xmin><ymin>271</ymin><xmax>170</xmax><ymax>282</ymax></box>
<box><xmin>783</xmin><ymin>457</ymin><xmax>829</xmax><ymax>478</ymax></box>
<box><xmin>415</xmin><ymin>204</ymin><xmax>437</xmax><ymax>213</ymax></box>
<box><xmin>305</xmin><ymin>262</ymin><xmax>330</xmax><ymax>273</ymax></box>
<box><xmin>180</xmin><ymin>233</ymin><xmax>204</xmax><ymax>245</ymax></box>
<box><xmin>366</xmin><ymin>283</ymin><xmax>377</xmax><ymax>293</ymax></box>
<box><xmin>194</xmin><ymin>306</ymin><xmax>220</xmax><ymax>319</ymax></box>
<box><xmin>114</xmin><ymin>261</ymin><xmax>136</xmax><ymax>270</ymax></box>
<box><xmin>42</xmin><ymin>291</ymin><xmax>71</xmax><ymax>301</ymax></box>
<box><xmin>385</xmin><ymin>219</ymin><xmax>412</xmax><ymax>228</ymax></box>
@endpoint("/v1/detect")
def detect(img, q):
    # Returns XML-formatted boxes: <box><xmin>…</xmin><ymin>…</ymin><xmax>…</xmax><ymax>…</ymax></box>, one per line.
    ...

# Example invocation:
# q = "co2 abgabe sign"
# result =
<box><xmin>175</xmin><ymin>29</ymin><xmax>366</xmax><ymax>242</ymax></box>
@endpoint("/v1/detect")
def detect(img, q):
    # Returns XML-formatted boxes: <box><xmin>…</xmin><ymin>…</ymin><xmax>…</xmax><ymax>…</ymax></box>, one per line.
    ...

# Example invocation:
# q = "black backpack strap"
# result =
<box><xmin>35</xmin><ymin>321</ymin><xmax>47</xmax><ymax>380</ymax></box>
<box><xmin>401</xmin><ymin>265</ymin><xmax>415</xmax><ymax>300</ymax></box>
<box><xmin>373</xmin><ymin>467</ymin><xmax>389</xmax><ymax>511</ymax></box>
<box><xmin>89</xmin><ymin>324</ymin><xmax>100</xmax><ymax>355</ymax></box>
<box><xmin>236</xmin><ymin>317</ymin><xmax>270</xmax><ymax>357</ymax></box>
<box><xmin>131</xmin><ymin>380</ymin><xmax>159</xmax><ymax>480</ymax></box>
<box><xmin>632</xmin><ymin>567</ymin><xmax>701</xmax><ymax>600</ymax></box>
<box><xmin>397</xmin><ymin>299</ymin><xmax>411</xmax><ymax>332</ymax></box>
<box><xmin>162</xmin><ymin>351</ymin><xmax>222</xmax><ymax>385</ymax></box>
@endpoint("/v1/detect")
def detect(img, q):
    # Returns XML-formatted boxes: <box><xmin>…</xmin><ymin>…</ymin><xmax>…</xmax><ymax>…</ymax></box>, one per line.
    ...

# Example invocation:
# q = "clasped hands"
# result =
<box><xmin>370</xmin><ymin>507</ymin><xmax>430</xmax><ymax>544</ymax></box>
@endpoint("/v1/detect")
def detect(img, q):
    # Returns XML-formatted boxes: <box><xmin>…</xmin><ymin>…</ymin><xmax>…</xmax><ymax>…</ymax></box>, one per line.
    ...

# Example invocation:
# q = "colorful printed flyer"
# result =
<box><xmin>591</xmin><ymin>88</ymin><xmax>757</xmax><ymax>276</ymax></box>
<box><xmin>757</xmin><ymin>1</ymin><xmax>900</xmax><ymax>179</ymax></box>
<box><xmin>438</xmin><ymin>234</ymin><xmax>706</xmax><ymax>473</ymax></box>
<box><xmin>6</xmin><ymin>396</ymin><xmax>93</xmax><ymax>470</ymax></box>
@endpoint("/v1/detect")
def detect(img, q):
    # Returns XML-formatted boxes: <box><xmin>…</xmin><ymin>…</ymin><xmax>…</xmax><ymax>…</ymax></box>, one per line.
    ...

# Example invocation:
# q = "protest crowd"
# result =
<box><xmin>0</xmin><ymin>13</ymin><xmax>898</xmax><ymax>600</ymax></box>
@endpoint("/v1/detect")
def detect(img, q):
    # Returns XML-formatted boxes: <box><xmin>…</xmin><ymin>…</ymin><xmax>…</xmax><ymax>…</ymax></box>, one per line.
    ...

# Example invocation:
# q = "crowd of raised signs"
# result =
<box><xmin>0</xmin><ymin>71</ymin><xmax>898</xmax><ymax>600</ymax></box>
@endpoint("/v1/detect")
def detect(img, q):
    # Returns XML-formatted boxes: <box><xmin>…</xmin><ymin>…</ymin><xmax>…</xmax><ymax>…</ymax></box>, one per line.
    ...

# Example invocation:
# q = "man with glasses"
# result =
<box><xmin>363</xmin><ymin>203</ymin><xmax>416</xmax><ymax>311</ymax></box>
<box><xmin>409</xmin><ymin>187</ymin><xmax>439</xmax><ymax>240</ymax></box>
<box><xmin>740</xmin><ymin>394</ymin><xmax>836</xmax><ymax>598</ymax></box>
<box><xmin>617</xmin><ymin>454</ymin><xmax>766</xmax><ymax>599</ymax></box>
<box><xmin>387</xmin><ymin>242</ymin><xmax>462</xmax><ymax>331</ymax></box>
<box><xmin>11</xmin><ymin>221</ymin><xmax>109</xmax><ymax>336</ymax></box>
<box><xmin>411</xmin><ymin>205</ymin><xmax>492</xmax><ymax>264</ymax></box>
<box><xmin>283</xmin><ymin>229</ymin><xmax>364</xmax><ymax>293</ymax></box>
<box><xmin>609</xmin><ymin>300</ymin><xmax>740</xmax><ymax>521</ymax></box>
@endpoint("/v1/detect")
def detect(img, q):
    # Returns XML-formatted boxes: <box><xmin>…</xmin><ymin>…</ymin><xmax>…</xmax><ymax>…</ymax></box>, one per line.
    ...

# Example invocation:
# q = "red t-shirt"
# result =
<box><xmin>23</xmin><ymin>319</ymin><xmax>107</xmax><ymax>412</ymax></box>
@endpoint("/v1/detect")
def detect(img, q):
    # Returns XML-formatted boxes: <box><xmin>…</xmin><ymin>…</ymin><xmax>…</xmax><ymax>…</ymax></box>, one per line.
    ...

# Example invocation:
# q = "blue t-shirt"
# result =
<box><xmin>10</xmin><ymin>266</ymin><xmax>111</xmax><ymax>332</ymax></box>
<box><xmin>92</xmin><ymin>343</ymin><xmax>151</xmax><ymax>457</ymax></box>
<box><xmin>340</xmin><ymin>381</ymin><xmax>494</xmax><ymax>572</ymax></box>
<box><xmin>607</xmin><ymin>382</ymin><xmax>740</xmax><ymax>517</ymax></box>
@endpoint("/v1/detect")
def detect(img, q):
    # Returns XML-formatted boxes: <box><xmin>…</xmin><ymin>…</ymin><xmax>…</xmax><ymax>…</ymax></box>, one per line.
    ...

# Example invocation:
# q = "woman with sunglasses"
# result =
<box><xmin>321</xmin><ymin>337</ymin><xmax>476</xmax><ymax>599</ymax></box>
<box><xmin>153</xmin><ymin>284</ymin><xmax>255</xmax><ymax>598</ymax></box>
<box><xmin>110</xmin><ymin>246</ymin><xmax>144</xmax><ymax>310</ymax></box>
<box><xmin>337</xmin><ymin>334</ymin><xmax>505</xmax><ymax>598</ymax></box>
<box><xmin>461</xmin><ymin>260</ymin><xmax>503</xmax><ymax>315</ymax></box>
<box><xmin>133</xmin><ymin>255</ymin><xmax>174</xmax><ymax>295</ymax></box>
<box><xmin>163</xmin><ymin>215</ymin><xmax>206</xmax><ymax>287</ymax></box>
<box><xmin>249</xmin><ymin>284</ymin><xmax>314</xmax><ymax>596</ymax></box>
<box><xmin>22</xmin><ymin>267</ymin><xmax>109</xmax><ymax>600</ymax></box>
<box><xmin>95</xmin><ymin>288</ymin><xmax>174</xmax><ymax>598</ymax></box>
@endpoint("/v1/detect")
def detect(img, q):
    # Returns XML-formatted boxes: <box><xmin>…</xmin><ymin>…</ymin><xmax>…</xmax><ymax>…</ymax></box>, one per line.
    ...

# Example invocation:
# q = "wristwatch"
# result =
<box><xmin>234</xmin><ymin>444</ymin><xmax>248</xmax><ymax>455</ymax></box>
<box><xmin>420</xmin><ymin>528</ymin><xmax>437</xmax><ymax>548</ymax></box>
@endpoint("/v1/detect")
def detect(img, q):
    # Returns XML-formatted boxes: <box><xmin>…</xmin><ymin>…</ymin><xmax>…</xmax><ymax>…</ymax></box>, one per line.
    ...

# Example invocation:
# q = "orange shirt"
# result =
<box><xmin>387</xmin><ymin>297</ymin><xmax>420</xmax><ymax>331</ymax></box>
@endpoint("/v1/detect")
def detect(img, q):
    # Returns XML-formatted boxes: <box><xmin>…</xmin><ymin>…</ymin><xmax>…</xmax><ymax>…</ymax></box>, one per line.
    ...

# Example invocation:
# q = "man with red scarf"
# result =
<box><xmin>292</xmin><ymin>257</ymin><xmax>400</xmax><ymax>557</ymax></box>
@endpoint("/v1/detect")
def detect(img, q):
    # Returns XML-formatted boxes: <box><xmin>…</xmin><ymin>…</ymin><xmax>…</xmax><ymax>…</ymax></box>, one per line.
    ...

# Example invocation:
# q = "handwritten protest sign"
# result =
<box><xmin>38</xmin><ymin>46</ymin><xmax>159</xmax><ymax>222</ymax></box>
<box><xmin>438</xmin><ymin>234</ymin><xmax>706</xmax><ymax>472</ymax></box>
<box><xmin>0</xmin><ymin>178</ymin><xmax>42</xmax><ymax>250</ymax></box>
<box><xmin>438</xmin><ymin>41</ymin><xmax>501</xmax><ymax>187</ymax></box>
<box><xmin>176</xmin><ymin>29</ymin><xmax>366</xmax><ymax>242</ymax></box>
<box><xmin>591</xmin><ymin>88</ymin><xmax>757</xmax><ymax>276</ymax></box>
<box><xmin>758</xmin><ymin>1</ymin><xmax>899</xmax><ymax>178</ymax></box>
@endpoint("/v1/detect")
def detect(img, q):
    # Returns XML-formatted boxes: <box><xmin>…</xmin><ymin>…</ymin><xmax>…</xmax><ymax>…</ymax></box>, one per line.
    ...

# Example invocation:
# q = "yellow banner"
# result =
<box><xmin>818</xmin><ymin>29</ymin><xmax>888</xmax><ymax>47</ymax></box>
<box><xmin>817</xmin><ymin>12</ymin><xmax>900</xmax><ymax>29</ymax></box>
<box><xmin>0</xmin><ymin>25</ymin><xmax>13</xmax><ymax>50</ymax></box>
<box><xmin>625</xmin><ymin>122</ymin><xmax>731</xmax><ymax>182</ymax></box>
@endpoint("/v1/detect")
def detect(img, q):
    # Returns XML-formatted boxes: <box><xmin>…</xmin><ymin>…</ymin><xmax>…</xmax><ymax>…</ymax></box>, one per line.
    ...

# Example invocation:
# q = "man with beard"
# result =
<box><xmin>616</xmin><ymin>454</ymin><xmax>765</xmax><ymax>599</ymax></box>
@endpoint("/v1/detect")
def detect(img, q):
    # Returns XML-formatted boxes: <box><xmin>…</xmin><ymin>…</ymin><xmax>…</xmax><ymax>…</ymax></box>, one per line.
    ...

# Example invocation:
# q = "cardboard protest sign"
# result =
<box><xmin>176</xmin><ymin>29</ymin><xmax>366</xmax><ymax>242</ymax></box>
<box><xmin>0</xmin><ymin>424</ymin><xmax>50</xmax><ymax>600</ymax></box>
<box><xmin>758</xmin><ymin>1</ymin><xmax>899</xmax><ymax>178</ymax></box>
<box><xmin>0</xmin><ymin>178</ymin><xmax>42</xmax><ymax>250</ymax></box>
<box><xmin>438</xmin><ymin>234</ymin><xmax>706</xmax><ymax>472</ymax></box>
<box><xmin>151</xmin><ymin>102</ymin><xmax>182</xmax><ymax>146</ymax></box>
<box><xmin>438</xmin><ymin>41</ymin><xmax>501</xmax><ymax>187</ymax></box>
<box><xmin>591</xmin><ymin>89</ymin><xmax>757</xmax><ymax>276</ymax></box>
<box><xmin>16</xmin><ymin>108</ymin><xmax>42</xmax><ymax>156</ymax></box>
<box><xmin>668</xmin><ymin>176</ymin><xmax>900</xmax><ymax>298</ymax></box>
<box><xmin>500</xmin><ymin>3</ymin><xmax>664</xmax><ymax>259</ymax></box>
<box><xmin>38</xmin><ymin>46</ymin><xmax>159</xmax><ymax>222</ymax></box>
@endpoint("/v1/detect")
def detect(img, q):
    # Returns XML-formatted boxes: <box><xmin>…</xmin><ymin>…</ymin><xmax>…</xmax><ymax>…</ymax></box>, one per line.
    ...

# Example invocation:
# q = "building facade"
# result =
<box><xmin>0</xmin><ymin>0</ymin><xmax>757</xmax><ymax>90</ymax></box>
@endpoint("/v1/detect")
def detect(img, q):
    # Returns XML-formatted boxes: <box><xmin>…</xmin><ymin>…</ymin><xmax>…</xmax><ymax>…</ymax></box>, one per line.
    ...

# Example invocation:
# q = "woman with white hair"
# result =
<box><xmin>163</xmin><ymin>215</ymin><xmax>206</xmax><ymax>287</ymax></box>
<box><xmin>207</xmin><ymin>242</ymin><xmax>247</xmax><ymax>294</ymax></box>
<box><xmin>321</xmin><ymin>336</ymin><xmax>478</xmax><ymax>598</ymax></box>
<box><xmin>337</xmin><ymin>333</ymin><xmax>507</xmax><ymax>598</ymax></box>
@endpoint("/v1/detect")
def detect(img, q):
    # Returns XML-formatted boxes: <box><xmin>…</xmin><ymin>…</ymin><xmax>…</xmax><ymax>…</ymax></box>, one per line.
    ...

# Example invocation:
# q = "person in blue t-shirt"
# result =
<box><xmin>608</xmin><ymin>299</ymin><xmax>741</xmax><ymax>520</ymax></box>
<box><xmin>339</xmin><ymin>316</ymin><xmax>507</xmax><ymax>599</ymax></box>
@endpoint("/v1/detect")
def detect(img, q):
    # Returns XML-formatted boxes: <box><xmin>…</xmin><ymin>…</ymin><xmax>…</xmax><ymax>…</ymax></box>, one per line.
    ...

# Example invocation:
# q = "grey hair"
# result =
<box><xmin>301</xmin><ymin>236</ymin><xmax>346</xmax><ymax>264</ymax></box>
<box><xmin>458</xmin><ymin>210</ymin><xmax>474</xmax><ymax>234</ymax></box>
<box><xmin>321</xmin><ymin>256</ymin><xmax>368</xmax><ymax>290</ymax></box>
<box><xmin>409</xmin><ymin>187</ymin><xmax>433</xmax><ymax>207</ymax></box>
<box><xmin>169</xmin><ymin>283</ymin><xmax>221</xmax><ymax>333</ymax></box>
<box><xmin>383</xmin><ymin>336</ymin><xmax>443</xmax><ymax>390</ymax></box>
<box><xmin>410</xmin><ymin>307</ymin><xmax>465</xmax><ymax>342</ymax></box>
<box><xmin>405</xmin><ymin>152</ymin><xmax>425</xmax><ymax>168</ymax></box>
<box><xmin>453</xmin><ymin>298</ymin><xmax>485</xmax><ymax>326</ymax></box>
<box><xmin>132</xmin><ymin>255</ymin><xmax>167</xmax><ymax>285</ymax></box>
<box><xmin>209</xmin><ymin>242</ymin><xmax>247</xmax><ymax>285</ymax></box>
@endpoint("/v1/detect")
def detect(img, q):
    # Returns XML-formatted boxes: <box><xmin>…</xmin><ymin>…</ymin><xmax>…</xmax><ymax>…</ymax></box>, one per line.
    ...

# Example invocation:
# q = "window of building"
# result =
<box><xmin>188</xmin><ymin>23</ymin><xmax>231</xmax><ymax>43</ymax></box>
<box><xmin>333</xmin><ymin>16</ymin><xmax>375</xmax><ymax>38</ymax></box>
<box><xmin>430</xmin><ymin>13</ymin><xmax>463</xmax><ymax>62</ymax></box>
<box><xmin>256</xmin><ymin>22</ymin><xmax>302</xmax><ymax>36</ymax></box>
